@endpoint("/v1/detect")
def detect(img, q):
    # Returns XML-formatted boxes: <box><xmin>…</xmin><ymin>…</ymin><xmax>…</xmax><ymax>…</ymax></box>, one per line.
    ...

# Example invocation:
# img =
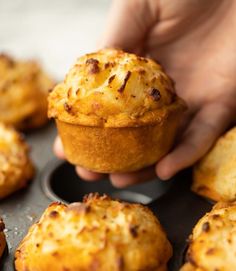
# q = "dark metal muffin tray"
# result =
<box><xmin>0</xmin><ymin>123</ymin><xmax>212</xmax><ymax>271</ymax></box>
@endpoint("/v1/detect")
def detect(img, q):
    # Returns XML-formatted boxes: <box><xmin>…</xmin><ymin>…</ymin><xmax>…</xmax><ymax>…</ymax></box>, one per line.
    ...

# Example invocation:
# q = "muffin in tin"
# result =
<box><xmin>181</xmin><ymin>201</ymin><xmax>236</xmax><ymax>271</ymax></box>
<box><xmin>15</xmin><ymin>194</ymin><xmax>172</xmax><ymax>271</ymax></box>
<box><xmin>48</xmin><ymin>48</ymin><xmax>186</xmax><ymax>173</ymax></box>
<box><xmin>0</xmin><ymin>53</ymin><xmax>54</xmax><ymax>130</ymax></box>
<box><xmin>0</xmin><ymin>122</ymin><xmax>34</xmax><ymax>199</ymax></box>
<box><xmin>193</xmin><ymin>126</ymin><xmax>236</xmax><ymax>202</ymax></box>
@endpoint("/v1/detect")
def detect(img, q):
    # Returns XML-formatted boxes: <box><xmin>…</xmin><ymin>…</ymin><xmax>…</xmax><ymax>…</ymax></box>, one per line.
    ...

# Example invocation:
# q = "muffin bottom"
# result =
<box><xmin>56</xmin><ymin>113</ymin><xmax>180</xmax><ymax>173</ymax></box>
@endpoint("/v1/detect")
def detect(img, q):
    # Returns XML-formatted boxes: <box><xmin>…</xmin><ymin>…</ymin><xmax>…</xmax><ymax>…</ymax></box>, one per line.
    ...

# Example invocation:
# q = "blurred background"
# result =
<box><xmin>0</xmin><ymin>0</ymin><xmax>110</xmax><ymax>80</ymax></box>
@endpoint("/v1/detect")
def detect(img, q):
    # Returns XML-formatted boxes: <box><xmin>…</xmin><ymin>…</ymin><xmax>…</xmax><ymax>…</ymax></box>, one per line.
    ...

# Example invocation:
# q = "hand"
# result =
<box><xmin>54</xmin><ymin>0</ymin><xmax>236</xmax><ymax>187</ymax></box>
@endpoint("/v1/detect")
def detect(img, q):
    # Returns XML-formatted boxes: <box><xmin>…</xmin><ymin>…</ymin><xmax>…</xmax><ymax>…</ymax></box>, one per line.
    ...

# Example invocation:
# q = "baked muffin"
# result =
<box><xmin>0</xmin><ymin>53</ymin><xmax>54</xmax><ymax>130</ymax></box>
<box><xmin>193</xmin><ymin>127</ymin><xmax>236</xmax><ymax>202</ymax></box>
<box><xmin>48</xmin><ymin>48</ymin><xmax>186</xmax><ymax>173</ymax></box>
<box><xmin>181</xmin><ymin>201</ymin><xmax>236</xmax><ymax>271</ymax></box>
<box><xmin>0</xmin><ymin>218</ymin><xmax>6</xmax><ymax>260</ymax></box>
<box><xmin>0</xmin><ymin>122</ymin><xmax>34</xmax><ymax>199</ymax></box>
<box><xmin>15</xmin><ymin>194</ymin><xmax>172</xmax><ymax>271</ymax></box>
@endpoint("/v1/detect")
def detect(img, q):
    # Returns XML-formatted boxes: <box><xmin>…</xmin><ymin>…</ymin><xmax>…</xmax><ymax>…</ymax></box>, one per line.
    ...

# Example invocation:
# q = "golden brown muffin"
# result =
<box><xmin>48</xmin><ymin>48</ymin><xmax>186</xmax><ymax>173</ymax></box>
<box><xmin>0</xmin><ymin>122</ymin><xmax>34</xmax><ymax>199</ymax></box>
<box><xmin>15</xmin><ymin>194</ymin><xmax>172</xmax><ymax>271</ymax></box>
<box><xmin>0</xmin><ymin>218</ymin><xmax>6</xmax><ymax>260</ymax></box>
<box><xmin>181</xmin><ymin>201</ymin><xmax>236</xmax><ymax>271</ymax></box>
<box><xmin>0</xmin><ymin>53</ymin><xmax>54</xmax><ymax>130</ymax></box>
<box><xmin>193</xmin><ymin>127</ymin><xmax>236</xmax><ymax>202</ymax></box>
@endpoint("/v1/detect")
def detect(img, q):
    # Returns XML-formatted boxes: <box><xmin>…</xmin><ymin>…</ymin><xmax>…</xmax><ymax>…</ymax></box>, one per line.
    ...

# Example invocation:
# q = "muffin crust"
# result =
<box><xmin>0</xmin><ymin>122</ymin><xmax>34</xmax><ymax>199</ymax></box>
<box><xmin>181</xmin><ymin>201</ymin><xmax>236</xmax><ymax>271</ymax></box>
<box><xmin>15</xmin><ymin>194</ymin><xmax>172</xmax><ymax>271</ymax></box>
<box><xmin>193</xmin><ymin>127</ymin><xmax>236</xmax><ymax>202</ymax></box>
<box><xmin>48</xmin><ymin>48</ymin><xmax>185</xmax><ymax>127</ymax></box>
<box><xmin>0</xmin><ymin>53</ymin><xmax>54</xmax><ymax>130</ymax></box>
<box><xmin>48</xmin><ymin>49</ymin><xmax>186</xmax><ymax>172</ymax></box>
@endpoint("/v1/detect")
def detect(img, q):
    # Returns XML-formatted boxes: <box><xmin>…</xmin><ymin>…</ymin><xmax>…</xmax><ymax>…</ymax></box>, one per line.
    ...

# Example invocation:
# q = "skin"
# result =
<box><xmin>54</xmin><ymin>0</ymin><xmax>236</xmax><ymax>187</ymax></box>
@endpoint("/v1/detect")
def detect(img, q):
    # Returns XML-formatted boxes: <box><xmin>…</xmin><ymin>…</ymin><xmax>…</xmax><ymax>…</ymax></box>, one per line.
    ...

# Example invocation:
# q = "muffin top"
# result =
<box><xmin>48</xmin><ymin>49</ymin><xmax>186</xmax><ymax>127</ymax></box>
<box><xmin>15</xmin><ymin>194</ymin><xmax>172</xmax><ymax>271</ymax></box>
<box><xmin>0</xmin><ymin>122</ymin><xmax>34</xmax><ymax>198</ymax></box>
<box><xmin>193</xmin><ymin>126</ymin><xmax>236</xmax><ymax>202</ymax></box>
<box><xmin>0</xmin><ymin>53</ymin><xmax>54</xmax><ymax>130</ymax></box>
<box><xmin>181</xmin><ymin>202</ymin><xmax>236</xmax><ymax>271</ymax></box>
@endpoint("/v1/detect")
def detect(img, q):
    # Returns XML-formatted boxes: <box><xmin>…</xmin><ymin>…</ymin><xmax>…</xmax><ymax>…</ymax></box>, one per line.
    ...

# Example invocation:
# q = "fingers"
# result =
<box><xmin>110</xmin><ymin>166</ymin><xmax>156</xmax><ymax>188</ymax></box>
<box><xmin>75</xmin><ymin>166</ymin><xmax>106</xmax><ymax>181</ymax></box>
<box><xmin>98</xmin><ymin>0</ymin><xmax>157</xmax><ymax>52</ymax></box>
<box><xmin>156</xmin><ymin>102</ymin><xmax>234</xmax><ymax>180</ymax></box>
<box><xmin>53</xmin><ymin>136</ymin><xmax>65</xmax><ymax>159</ymax></box>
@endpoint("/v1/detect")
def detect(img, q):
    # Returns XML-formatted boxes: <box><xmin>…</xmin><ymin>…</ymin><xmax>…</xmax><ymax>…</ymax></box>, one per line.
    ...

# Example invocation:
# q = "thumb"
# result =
<box><xmin>156</xmin><ymin>102</ymin><xmax>234</xmax><ymax>180</ymax></box>
<box><xmin>98</xmin><ymin>0</ymin><xmax>158</xmax><ymax>53</ymax></box>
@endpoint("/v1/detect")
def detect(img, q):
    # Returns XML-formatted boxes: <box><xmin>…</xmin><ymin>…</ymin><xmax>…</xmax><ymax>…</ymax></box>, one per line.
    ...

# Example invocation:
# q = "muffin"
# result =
<box><xmin>193</xmin><ymin>127</ymin><xmax>236</xmax><ymax>202</ymax></box>
<box><xmin>0</xmin><ymin>53</ymin><xmax>54</xmax><ymax>130</ymax></box>
<box><xmin>15</xmin><ymin>194</ymin><xmax>172</xmax><ymax>271</ymax></box>
<box><xmin>0</xmin><ymin>122</ymin><xmax>34</xmax><ymax>199</ymax></box>
<box><xmin>48</xmin><ymin>48</ymin><xmax>186</xmax><ymax>173</ymax></box>
<box><xmin>181</xmin><ymin>201</ymin><xmax>236</xmax><ymax>271</ymax></box>
<box><xmin>0</xmin><ymin>218</ymin><xmax>6</xmax><ymax>260</ymax></box>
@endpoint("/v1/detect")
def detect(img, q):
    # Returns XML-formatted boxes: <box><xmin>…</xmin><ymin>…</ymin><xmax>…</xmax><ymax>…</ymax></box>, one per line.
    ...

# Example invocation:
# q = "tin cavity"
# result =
<box><xmin>41</xmin><ymin>159</ymin><xmax>171</xmax><ymax>204</ymax></box>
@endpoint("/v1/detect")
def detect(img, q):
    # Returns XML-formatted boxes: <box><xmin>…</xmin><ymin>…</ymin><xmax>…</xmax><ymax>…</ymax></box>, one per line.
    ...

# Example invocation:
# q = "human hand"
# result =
<box><xmin>54</xmin><ymin>0</ymin><xmax>236</xmax><ymax>187</ymax></box>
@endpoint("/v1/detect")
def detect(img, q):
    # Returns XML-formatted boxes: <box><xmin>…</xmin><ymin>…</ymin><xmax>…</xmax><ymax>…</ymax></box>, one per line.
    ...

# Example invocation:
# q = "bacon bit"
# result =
<box><xmin>138</xmin><ymin>68</ymin><xmax>146</xmax><ymax>75</ymax></box>
<box><xmin>202</xmin><ymin>222</ymin><xmax>210</xmax><ymax>232</ymax></box>
<box><xmin>67</xmin><ymin>87</ymin><xmax>72</xmax><ymax>98</ymax></box>
<box><xmin>212</xmin><ymin>214</ymin><xmax>220</xmax><ymax>220</ymax></box>
<box><xmin>206</xmin><ymin>248</ymin><xmax>215</xmax><ymax>255</ymax></box>
<box><xmin>76</xmin><ymin>88</ymin><xmax>80</xmax><ymax>95</ymax></box>
<box><xmin>104</xmin><ymin>62</ymin><xmax>110</xmax><ymax>69</ymax></box>
<box><xmin>118</xmin><ymin>71</ymin><xmax>131</xmax><ymax>93</ymax></box>
<box><xmin>129</xmin><ymin>225</ymin><xmax>139</xmax><ymax>238</ymax></box>
<box><xmin>86</xmin><ymin>58</ymin><xmax>100</xmax><ymax>74</ymax></box>
<box><xmin>48</xmin><ymin>87</ymin><xmax>53</xmax><ymax>93</ymax></box>
<box><xmin>105</xmin><ymin>62</ymin><xmax>115</xmax><ymax>69</ymax></box>
<box><xmin>137</xmin><ymin>56</ymin><xmax>148</xmax><ymax>63</ymax></box>
<box><xmin>149</xmin><ymin>88</ymin><xmax>161</xmax><ymax>101</ymax></box>
<box><xmin>64</xmin><ymin>102</ymin><xmax>72</xmax><ymax>113</ymax></box>
<box><xmin>49</xmin><ymin>211</ymin><xmax>59</xmax><ymax>218</ymax></box>
<box><xmin>108</xmin><ymin>74</ymin><xmax>116</xmax><ymax>84</ymax></box>
<box><xmin>86</xmin><ymin>58</ymin><xmax>99</xmax><ymax>65</ymax></box>
<box><xmin>131</xmin><ymin>94</ymin><xmax>136</xmax><ymax>98</ymax></box>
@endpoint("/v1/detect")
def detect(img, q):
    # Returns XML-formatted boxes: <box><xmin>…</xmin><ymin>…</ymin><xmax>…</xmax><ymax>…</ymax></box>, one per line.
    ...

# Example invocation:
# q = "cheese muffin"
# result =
<box><xmin>181</xmin><ymin>201</ymin><xmax>236</xmax><ymax>271</ymax></box>
<box><xmin>48</xmin><ymin>48</ymin><xmax>186</xmax><ymax>173</ymax></box>
<box><xmin>193</xmin><ymin>127</ymin><xmax>236</xmax><ymax>202</ymax></box>
<box><xmin>0</xmin><ymin>218</ymin><xmax>6</xmax><ymax>260</ymax></box>
<box><xmin>0</xmin><ymin>122</ymin><xmax>34</xmax><ymax>199</ymax></box>
<box><xmin>0</xmin><ymin>53</ymin><xmax>54</xmax><ymax>130</ymax></box>
<box><xmin>15</xmin><ymin>194</ymin><xmax>172</xmax><ymax>271</ymax></box>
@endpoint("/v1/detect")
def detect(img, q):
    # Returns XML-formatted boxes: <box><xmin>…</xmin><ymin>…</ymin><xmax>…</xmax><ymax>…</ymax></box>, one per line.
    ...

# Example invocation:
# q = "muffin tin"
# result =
<box><xmin>0</xmin><ymin>123</ymin><xmax>212</xmax><ymax>271</ymax></box>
